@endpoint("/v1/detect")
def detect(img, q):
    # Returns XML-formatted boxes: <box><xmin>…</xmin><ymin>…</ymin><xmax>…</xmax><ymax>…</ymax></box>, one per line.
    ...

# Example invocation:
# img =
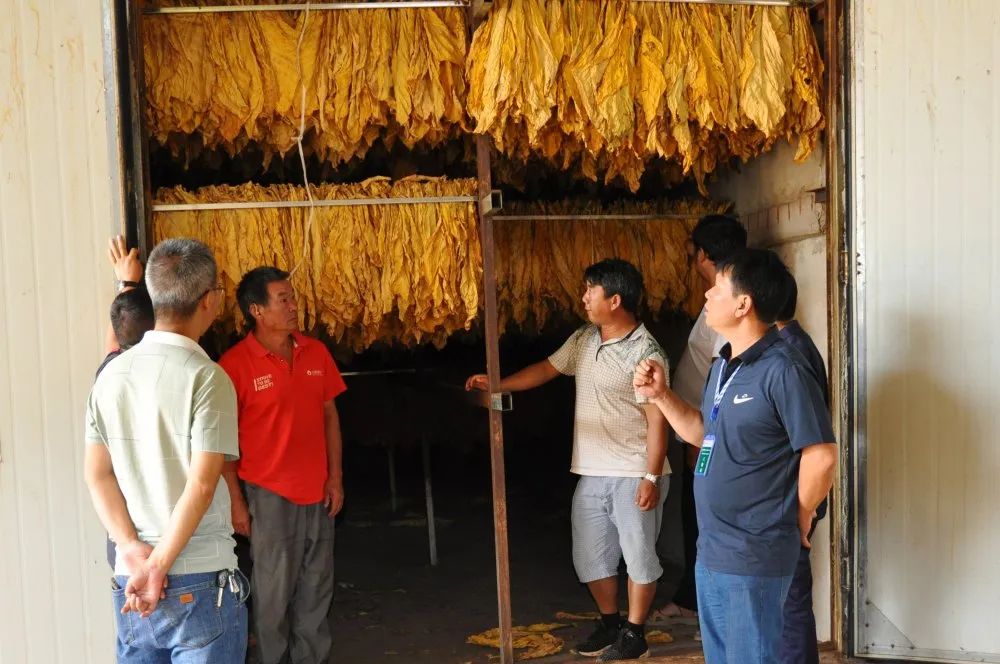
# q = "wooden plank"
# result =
<box><xmin>125</xmin><ymin>0</ymin><xmax>153</xmax><ymax>255</ymax></box>
<box><xmin>823</xmin><ymin>0</ymin><xmax>849</xmax><ymax>654</ymax></box>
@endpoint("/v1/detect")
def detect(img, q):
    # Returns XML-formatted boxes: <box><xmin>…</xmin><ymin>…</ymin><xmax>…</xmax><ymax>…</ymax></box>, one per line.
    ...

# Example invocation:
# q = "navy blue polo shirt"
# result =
<box><xmin>779</xmin><ymin>321</ymin><xmax>828</xmax><ymax>405</ymax></box>
<box><xmin>694</xmin><ymin>328</ymin><xmax>835</xmax><ymax>577</ymax></box>
<box><xmin>779</xmin><ymin>320</ymin><xmax>830</xmax><ymax>522</ymax></box>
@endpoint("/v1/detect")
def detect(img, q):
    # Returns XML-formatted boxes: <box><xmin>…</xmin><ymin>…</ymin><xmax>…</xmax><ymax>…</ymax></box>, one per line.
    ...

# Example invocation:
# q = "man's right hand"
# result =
<box><xmin>118</xmin><ymin>539</ymin><xmax>154</xmax><ymax>577</ymax></box>
<box><xmin>634</xmin><ymin>359</ymin><xmax>668</xmax><ymax>401</ymax></box>
<box><xmin>231</xmin><ymin>498</ymin><xmax>252</xmax><ymax>537</ymax></box>
<box><xmin>124</xmin><ymin>559</ymin><xmax>168</xmax><ymax>618</ymax></box>
<box><xmin>465</xmin><ymin>373</ymin><xmax>489</xmax><ymax>392</ymax></box>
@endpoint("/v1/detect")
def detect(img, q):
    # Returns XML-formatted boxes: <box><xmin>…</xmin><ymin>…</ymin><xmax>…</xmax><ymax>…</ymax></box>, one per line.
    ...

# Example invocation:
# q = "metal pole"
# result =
<box><xmin>340</xmin><ymin>368</ymin><xmax>419</xmax><ymax>377</ymax></box>
<box><xmin>422</xmin><ymin>437</ymin><xmax>438</xmax><ymax>567</ymax></box>
<box><xmin>493</xmin><ymin>213</ymin><xmax>697</xmax><ymax>222</ymax></box>
<box><xmin>142</xmin><ymin>0</ymin><xmax>820</xmax><ymax>15</ymax></box>
<box><xmin>151</xmin><ymin>195</ymin><xmax>477</xmax><ymax>213</ymax></box>
<box><xmin>631</xmin><ymin>0</ymin><xmax>822</xmax><ymax>6</ymax></box>
<box><xmin>143</xmin><ymin>1</ymin><xmax>469</xmax><ymax>15</ymax></box>
<box><xmin>388</xmin><ymin>439</ymin><xmax>398</xmax><ymax>514</ymax></box>
<box><xmin>476</xmin><ymin>135</ymin><xmax>514</xmax><ymax>664</ymax></box>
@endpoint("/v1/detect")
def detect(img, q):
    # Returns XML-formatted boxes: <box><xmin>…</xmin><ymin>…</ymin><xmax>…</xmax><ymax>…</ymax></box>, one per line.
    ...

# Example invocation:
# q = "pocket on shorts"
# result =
<box><xmin>152</xmin><ymin>583</ymin><xmax>224</xmax><ymax>649</ymax></box>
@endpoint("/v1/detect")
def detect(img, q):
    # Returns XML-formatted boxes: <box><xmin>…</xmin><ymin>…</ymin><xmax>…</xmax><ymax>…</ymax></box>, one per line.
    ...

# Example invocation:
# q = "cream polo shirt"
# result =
<box><xmin>549</xmin><ymin>323</ymin><xmax>671</xmax><ymax>478</ymax></box>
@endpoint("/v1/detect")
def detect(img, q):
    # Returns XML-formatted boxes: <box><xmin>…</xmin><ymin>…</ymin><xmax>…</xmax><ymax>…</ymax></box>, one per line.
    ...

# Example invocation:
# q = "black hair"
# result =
<box><xmin>691</xmin><ymin>214</ymin><xmax>748</xmax><ymax>263</ymax></box>
<box><xmin>236</xmin><ymin>266</ymin><xmax>290</xmax><ymax>331</ymax></box>
<box><xmin>777</xmin><ymin>270</ymin><xmax>798</xmax><ymax>322</ymax></box>
<box><xmin>583</xmin><ymin>258</ymin><xmax>645</xmax><ymax>316</ymax></box>
<box><xmin>716</xmin><ymin>249</ymin><xmax>794</xmax><ymax>326</ymax></box>
<box><xmin>110</xmin><ymin>288</ymin><xmax>154</xmax><ymax>349</ymax></box>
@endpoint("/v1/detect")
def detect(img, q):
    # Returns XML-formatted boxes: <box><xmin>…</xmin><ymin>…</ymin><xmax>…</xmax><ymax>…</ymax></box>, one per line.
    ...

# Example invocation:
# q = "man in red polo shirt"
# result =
<box><xmin>219</xmin><ymin>266</ymin><xmax>346</xmax><ymax>664</ymax></box>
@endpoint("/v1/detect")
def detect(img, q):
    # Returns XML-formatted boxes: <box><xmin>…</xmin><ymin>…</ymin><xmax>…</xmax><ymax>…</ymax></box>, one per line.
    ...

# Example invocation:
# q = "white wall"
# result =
<box><xmin>0</xmin><ymin>0</ymin><xmax>117</xmax><ymax>661</ymax></box>
<box><xmin>711</xmin><ymin>140</ymin><xmax>833</xmax><ymax>642</ymax></box>
<box><xmin>853</xmin><ymin>0</ymin><xmax>1000</xmax><ymax>660</ymax></box>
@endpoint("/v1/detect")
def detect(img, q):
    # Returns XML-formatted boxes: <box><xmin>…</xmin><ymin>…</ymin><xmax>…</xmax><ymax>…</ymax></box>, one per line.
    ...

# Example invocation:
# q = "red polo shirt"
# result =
<box><xmin>219</xmin><ymin>332</ymin><xmax>346</xmax><ymax>505</ymax></box>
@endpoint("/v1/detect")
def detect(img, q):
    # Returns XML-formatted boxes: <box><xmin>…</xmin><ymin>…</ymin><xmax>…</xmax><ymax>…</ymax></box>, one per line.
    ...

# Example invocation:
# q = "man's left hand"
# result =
<box><xmin>108</xmin><ymin>235</ymin><xmax>143</xmax><ymax>284</ymax></box>
<box><xmin>324</xmin><ymin>477</ymin><xmax>344</xmax><ymax>517</ymax></box>
<box><xmin>635</xmin><ymin>479</ymin><xmax>660</xmax><ymax>511</ymax></box>
<box><xmin>798</xmin><ymin>507</ymin><xmax>817</xmax><ymax>549</ymax></box>
<box><xmin>123</xmin><ymin>559</ymin><xmax>168</xmax><ymax>618</ymax></box>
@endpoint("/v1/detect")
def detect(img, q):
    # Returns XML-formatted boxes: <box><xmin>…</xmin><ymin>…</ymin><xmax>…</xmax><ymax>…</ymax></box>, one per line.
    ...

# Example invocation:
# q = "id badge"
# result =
<box><xmin>694</xmin><ymin>434</ymin><xmax>716</xmax><ymax>477</ymax></box>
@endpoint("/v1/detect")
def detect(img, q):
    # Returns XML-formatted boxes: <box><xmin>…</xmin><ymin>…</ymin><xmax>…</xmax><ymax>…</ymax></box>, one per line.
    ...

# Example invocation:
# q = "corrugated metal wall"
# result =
<box><xmin>0</xmin><ymin>0</ymin><xmax>117</xmax><ymax>661</ymax></box>
<box><xmin>854</xmin><ymin>0</ymin><xmax>1000</xmax><ymax>660</ymax></box>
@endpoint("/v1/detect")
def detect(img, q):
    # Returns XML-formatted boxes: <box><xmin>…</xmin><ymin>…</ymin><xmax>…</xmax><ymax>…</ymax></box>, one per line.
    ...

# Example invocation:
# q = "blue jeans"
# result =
<box><xmin>695</xmin><ymin>562</ymin><xmax>793</xmax><ymax>664</ymax></box>
<box><xmin>112</xmin><ymin>570</ymin><xmax>249</xmax><ymax>664</ymax></box>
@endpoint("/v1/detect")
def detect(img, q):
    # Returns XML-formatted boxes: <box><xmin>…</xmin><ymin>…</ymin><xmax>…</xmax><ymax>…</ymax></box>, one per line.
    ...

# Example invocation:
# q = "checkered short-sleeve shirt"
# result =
<box><xmin>549</xmin><ymin>323</ymin><xmax>671</xmax><ymax>478</ymax></box>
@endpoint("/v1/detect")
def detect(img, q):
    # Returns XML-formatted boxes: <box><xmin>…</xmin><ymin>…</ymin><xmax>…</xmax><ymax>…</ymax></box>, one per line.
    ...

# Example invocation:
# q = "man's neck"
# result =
<box><xmin>725</xmin><ymin>320</ymin><xmax>770</xmax><ymax>359</ymax></box>
<box><xmin>154</xmin><ymin>320</ymin><xmax>202</xmax><ymax>343</ymax></box>
<box><xmin>599</xmin><ymin>316</ymin><xmax>638</xmax><ymax>342</ymax></box>
<box><xmin>253</xmin><ymin>328</ymin><xmax>295</xmax><ymax>357</ymax></box>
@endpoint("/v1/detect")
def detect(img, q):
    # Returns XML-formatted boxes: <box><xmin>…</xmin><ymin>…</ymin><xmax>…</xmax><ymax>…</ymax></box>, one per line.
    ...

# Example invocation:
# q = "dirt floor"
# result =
<box><xmin>327</xmin><ymin>443</ymin><xmax>845</xmax><ymax>664</ymax></box>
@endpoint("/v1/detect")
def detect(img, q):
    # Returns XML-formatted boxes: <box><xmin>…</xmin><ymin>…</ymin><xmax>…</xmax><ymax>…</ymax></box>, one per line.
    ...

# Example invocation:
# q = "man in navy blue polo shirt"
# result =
<box><xmin>633</xmin><ymin>249</ymin><xmax>837</xmax><ymax>663</ymax></box>
<box><xmin>776</xmin><ymin>275</ymin><xmax>830</xmax><ymax>664</ymax></box>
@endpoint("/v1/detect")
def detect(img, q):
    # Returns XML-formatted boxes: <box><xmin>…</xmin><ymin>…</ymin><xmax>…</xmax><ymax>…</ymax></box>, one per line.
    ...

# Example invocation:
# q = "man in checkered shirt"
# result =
<box><xmin>466</xmin><ymin>259</ymin><xmax>670</xmax><ymax>662</ymax></box>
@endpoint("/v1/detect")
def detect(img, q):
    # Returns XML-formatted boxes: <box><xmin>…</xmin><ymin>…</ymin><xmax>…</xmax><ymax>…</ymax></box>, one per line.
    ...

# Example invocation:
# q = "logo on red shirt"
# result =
<box><xmin>253</xmin><ymin>374</ymin><xmax>275</xmax><ymax>392</ymax></box>
<box><xmin>305</xmin><ymin>369</ymin><xmax>324</xmax><ymax>377</ymax></box>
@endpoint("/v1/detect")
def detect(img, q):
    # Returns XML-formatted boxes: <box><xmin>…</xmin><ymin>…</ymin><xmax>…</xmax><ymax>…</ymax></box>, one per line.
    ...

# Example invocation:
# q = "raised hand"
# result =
<box><xmin>108</xmin><ymin>235</ymin><xmax>143</xmax><ymax>284</ymax></box>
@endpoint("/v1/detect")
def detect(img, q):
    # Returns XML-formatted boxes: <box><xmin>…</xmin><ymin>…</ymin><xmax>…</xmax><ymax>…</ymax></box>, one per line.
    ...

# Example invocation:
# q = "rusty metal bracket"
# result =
<box><xmin>490</xmin><ymin>392</ymin><xmax>512</xmax><ymax>412</ymax></box>
<box><xmin>463</xmin><ymin>389</ymin><xmax>513</xmax><ymax>413</ymax></box>
<box><xmin>479</xmin><ymin>188</ymin><xmax>503</xmax><ymax>217</ymax></box>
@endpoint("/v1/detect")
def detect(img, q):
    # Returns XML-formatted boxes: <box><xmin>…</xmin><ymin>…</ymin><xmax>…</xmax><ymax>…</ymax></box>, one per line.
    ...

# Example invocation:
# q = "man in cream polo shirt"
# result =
<box><xmin>467</xmin><ymin>259</ymin><xmax>669</xmax><ymax>662</ymax></box>
<box><xmin>84</xmin><ymin>238</ymin><xmax>248</xmax><ymax>664</ymax></box>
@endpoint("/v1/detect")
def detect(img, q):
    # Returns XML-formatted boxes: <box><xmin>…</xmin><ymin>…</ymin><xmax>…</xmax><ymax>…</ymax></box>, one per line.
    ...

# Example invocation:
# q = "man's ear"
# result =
<box><xmin>610</xmin><ymin>293</ymin><xmax>622</xmax><ymax>310</ymax></box>
<box><xmin>735</xmin><ymin>294</ymin><xmax>753</xmax><ymax>320</ymax></box>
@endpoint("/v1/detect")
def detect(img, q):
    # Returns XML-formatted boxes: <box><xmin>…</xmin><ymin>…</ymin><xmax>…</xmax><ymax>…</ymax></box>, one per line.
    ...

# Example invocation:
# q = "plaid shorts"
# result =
<box><xmin>571</xmin><ymin>475</ymin><xmax>670</xmax><ymax>585</ymax></box>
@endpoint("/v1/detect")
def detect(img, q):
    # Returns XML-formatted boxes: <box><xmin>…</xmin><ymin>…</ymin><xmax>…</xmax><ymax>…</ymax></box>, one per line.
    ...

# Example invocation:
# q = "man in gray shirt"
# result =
<box><xmin>84</xmin><ymin>238</ymin><xmax>248</xmax><ymax>663</ymax></box>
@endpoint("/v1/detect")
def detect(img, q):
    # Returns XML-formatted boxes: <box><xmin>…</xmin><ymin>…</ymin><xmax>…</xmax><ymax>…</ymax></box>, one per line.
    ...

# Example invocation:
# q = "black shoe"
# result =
<box><xmin>574</xmin><ymin>620</ymin><xmax>621</xmax><ymax>657</ymax></box>
<box><xmin>596</xmin><ymin>626</ymin><xmax>650</xmax><ymax>662</ymax></box>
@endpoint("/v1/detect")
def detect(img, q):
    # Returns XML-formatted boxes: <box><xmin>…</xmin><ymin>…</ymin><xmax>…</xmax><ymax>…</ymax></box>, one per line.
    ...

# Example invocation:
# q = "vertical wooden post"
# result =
<box><xmin>822</xmin><ymin>0</ymin><xmax>848</xmax><ymax>653</ymax></box>
<box><xmin>124</xmin><ymin>0</ymin><xmax>153</xmax><ymax>256</ymax></box>
<box><xmin>475</xmin><ymin>135</ymin><xmax>514</xmax><ymax>664</ymax></box>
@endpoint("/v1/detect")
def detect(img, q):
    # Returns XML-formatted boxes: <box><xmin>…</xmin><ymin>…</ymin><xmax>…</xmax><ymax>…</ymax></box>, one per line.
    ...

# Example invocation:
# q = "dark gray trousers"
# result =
<box><xmin>245</xmin><ymin>483</ymin><xmax>335</xmax><ymax>664</ymax></box>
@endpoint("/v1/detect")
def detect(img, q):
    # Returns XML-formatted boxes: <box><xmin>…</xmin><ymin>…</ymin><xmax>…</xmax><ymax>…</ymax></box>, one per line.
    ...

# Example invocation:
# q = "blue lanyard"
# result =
<box><xmin>710</xmin><ymin>361</ymin><xmax>741</xmax><ymax>423</ymax></box>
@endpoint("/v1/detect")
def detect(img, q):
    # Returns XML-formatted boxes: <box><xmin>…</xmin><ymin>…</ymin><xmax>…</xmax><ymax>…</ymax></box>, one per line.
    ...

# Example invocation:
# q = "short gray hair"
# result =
<box><xmin>145</xmin><ymin>238</ymin><xmax>218</xmax><ymax>319</ymax></box>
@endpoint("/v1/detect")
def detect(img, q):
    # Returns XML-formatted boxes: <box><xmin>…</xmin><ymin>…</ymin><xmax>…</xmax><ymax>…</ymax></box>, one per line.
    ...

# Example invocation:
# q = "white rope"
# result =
<box><xmin>289</xmin><ymin>0</ymin><xmax>314</xmax><ymax>277</ymax></box>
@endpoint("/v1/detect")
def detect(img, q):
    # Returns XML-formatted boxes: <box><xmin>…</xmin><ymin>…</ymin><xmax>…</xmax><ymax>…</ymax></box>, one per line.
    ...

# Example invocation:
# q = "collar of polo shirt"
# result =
<box><xmin>718</xmin><ymin>326</ymin><xmax>781</xmax><ymax>365</ymax></box>
<box><xmin>246</xmin><ymin>330</ymin><xmax>305</xmax><ymax>358</ymax></box>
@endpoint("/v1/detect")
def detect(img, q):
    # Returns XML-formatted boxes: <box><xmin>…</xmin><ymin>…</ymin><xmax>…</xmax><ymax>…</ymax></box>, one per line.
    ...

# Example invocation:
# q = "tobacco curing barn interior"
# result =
<box><xmin>121</xmin><ymin>0</ymin><xmax>841</xmax><ymax>661</ymax></box>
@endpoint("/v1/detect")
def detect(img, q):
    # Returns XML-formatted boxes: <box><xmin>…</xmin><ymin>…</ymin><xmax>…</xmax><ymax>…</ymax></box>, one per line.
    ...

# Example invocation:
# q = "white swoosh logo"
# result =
<box><xmin>733</xmin><ymin>394</ymin><xmax>754</xmax><ymax>404</ymax></box>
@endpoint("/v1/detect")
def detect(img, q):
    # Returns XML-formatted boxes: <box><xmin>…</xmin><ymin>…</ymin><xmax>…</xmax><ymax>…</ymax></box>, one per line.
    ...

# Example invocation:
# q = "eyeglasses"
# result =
<box><xmin>199</xmin><ymin>284</ymin><xmax>225</xmax><ymax>300</ymax></box>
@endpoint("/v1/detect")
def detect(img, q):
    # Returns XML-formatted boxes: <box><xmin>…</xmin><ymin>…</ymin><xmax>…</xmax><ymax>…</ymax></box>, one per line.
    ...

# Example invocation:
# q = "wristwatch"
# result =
<box><xmin>118</xmin><ymin>280</ymin><xmax>141</xmax><ymax>291</ymax></box>
<box><xmin>643</xmin><ymin>473</ymin><xmax>659</xmax><ymax>486</ymax></box>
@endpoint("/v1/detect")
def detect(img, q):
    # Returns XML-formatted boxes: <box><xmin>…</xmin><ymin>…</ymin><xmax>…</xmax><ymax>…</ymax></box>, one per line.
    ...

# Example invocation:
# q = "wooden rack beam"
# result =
<box><xmin>493</xmin><ymin>213</ymin><xmax>697</xmax><ymax>222</ymax></box>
